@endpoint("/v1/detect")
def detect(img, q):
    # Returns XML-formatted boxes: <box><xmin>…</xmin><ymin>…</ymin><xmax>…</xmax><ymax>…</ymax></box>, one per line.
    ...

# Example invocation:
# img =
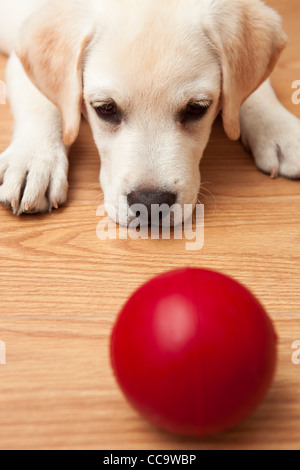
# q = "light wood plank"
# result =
<box><xmin>0</xmin><ymin>316</ymin><xmax>299</xmax><ymax>450</ymax></box>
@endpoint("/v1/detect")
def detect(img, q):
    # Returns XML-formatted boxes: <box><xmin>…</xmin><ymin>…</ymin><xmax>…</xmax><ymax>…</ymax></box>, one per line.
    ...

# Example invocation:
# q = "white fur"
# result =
<box><xmin>0</xmin><ymin>52</ymin><xmax>68</xmax><ymax>214</ymax></box>
<box><xmin>240</xmin><ymin>80</ymin><xmax>300</xmax><ymax>179</ymax></box>
<box><xmin>0</xmin><ymin>0</ymin><xmax>299</xmax><ymax>222</ymax></box>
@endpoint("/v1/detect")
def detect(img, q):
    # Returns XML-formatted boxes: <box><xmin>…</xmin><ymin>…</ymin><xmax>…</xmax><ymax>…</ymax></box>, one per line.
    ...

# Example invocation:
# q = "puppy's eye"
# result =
<box><xmin>96</xmin><ymin>103</ymin><xmax>117</xmax><ymax>116</ymax></box>
<box><xmin>186</xmin><ymin>103</ymin><xmax>208</xmax><ymax>116</ymax></box>
<box><xmin>92</xmin><ymin>101</ymin><xmax>121</xmax><ymax>124</ymax></box>
<box><xmin>180</xmin><ymin>101</ymin><xmax>211</xmax><ymax>124</ymax></box>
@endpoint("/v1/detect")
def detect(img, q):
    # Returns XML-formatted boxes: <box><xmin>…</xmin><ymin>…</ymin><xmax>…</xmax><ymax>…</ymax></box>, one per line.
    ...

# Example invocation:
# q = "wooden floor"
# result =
<box><xmin>0</xmin><ymin>0</ymin><xmax>300</xmax><ymax>450</ymax></box>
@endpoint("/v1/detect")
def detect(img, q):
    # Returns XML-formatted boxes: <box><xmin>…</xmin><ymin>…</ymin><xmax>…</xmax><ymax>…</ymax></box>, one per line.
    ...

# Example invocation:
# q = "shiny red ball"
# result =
<box><xmin>111</xmin><ymin>268</ymin><xmax>277</xmax><ymax>437</ymax></box>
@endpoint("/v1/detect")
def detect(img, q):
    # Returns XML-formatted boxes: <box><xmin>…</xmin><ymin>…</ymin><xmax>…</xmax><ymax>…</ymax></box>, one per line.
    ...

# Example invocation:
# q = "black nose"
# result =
<box><xmin>127</xmin><ymin>190</ymin><xmax>177</xmax><ymax>221</ymax></box>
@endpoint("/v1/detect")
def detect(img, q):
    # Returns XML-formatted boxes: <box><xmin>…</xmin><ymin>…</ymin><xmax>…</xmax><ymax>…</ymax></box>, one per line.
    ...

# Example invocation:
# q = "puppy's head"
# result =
<box><xmin>16</xmin><ymin>0</ymin><xmax>286</xmax><ymax>225</ymax></box>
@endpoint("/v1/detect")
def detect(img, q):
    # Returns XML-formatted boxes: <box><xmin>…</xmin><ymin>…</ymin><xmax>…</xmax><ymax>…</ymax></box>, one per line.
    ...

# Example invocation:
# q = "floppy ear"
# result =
<box><xmin>204</xmin><ymin>0</ymin><xmax>287</xmax><ymax>140</ymax></box>
<box><xmin>15</xmin><ymin>0</ymin><xmax>94</xmax><ymax>146</ymax></box>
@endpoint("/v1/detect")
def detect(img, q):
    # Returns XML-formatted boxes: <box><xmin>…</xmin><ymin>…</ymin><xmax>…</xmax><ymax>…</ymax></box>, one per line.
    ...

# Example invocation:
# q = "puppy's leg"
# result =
<box><xmin>240</xmin><ymin>79</ymin><xmax>300</xmax><ymax>179</ymax></box>
<box><xmin>0</xmin><ymin>52</ymin><xmax>69</xmax><ymax>215</ymax></box>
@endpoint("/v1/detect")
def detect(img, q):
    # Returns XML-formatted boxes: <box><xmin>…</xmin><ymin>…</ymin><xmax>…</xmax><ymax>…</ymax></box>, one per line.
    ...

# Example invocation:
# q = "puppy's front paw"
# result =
<box><xmin>0</xmin><ymin>143</ymin><xmax>69</xmax><ymax>215</ymax></box>
<box><xmin>241</xmin><ymin>108</ymin><xmax>300</xmax><ymax>180</ymax></box>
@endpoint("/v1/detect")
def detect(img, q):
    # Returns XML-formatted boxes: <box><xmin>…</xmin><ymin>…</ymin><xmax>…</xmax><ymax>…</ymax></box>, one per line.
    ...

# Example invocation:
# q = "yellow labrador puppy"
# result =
<box><xmin>0</xmin><ymin>0</ymin><xmax>299</xmax><ymax>225</ymax></box>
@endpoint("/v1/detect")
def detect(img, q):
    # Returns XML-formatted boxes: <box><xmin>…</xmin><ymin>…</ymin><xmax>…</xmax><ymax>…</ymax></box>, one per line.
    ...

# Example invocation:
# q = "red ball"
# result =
<box><xmin>111</xmin><ymin>268</ymin><xmax>277</xmax><ymax>437</ymax></box>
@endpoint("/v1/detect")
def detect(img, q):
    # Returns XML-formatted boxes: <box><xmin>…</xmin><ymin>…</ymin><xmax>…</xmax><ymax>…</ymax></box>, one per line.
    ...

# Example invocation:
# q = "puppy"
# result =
<box><xmin>0</xmin><ymin>0</ymin><xmax>299</xmax><ymax>225</ymax></box>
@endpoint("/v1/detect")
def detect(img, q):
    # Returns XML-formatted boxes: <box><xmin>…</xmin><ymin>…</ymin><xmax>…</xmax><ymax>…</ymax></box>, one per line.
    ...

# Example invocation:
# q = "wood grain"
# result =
<box><xmin>0</xmin><ymin>0</ymin><xmax>300</xmax><ymax>450</ymax></box>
